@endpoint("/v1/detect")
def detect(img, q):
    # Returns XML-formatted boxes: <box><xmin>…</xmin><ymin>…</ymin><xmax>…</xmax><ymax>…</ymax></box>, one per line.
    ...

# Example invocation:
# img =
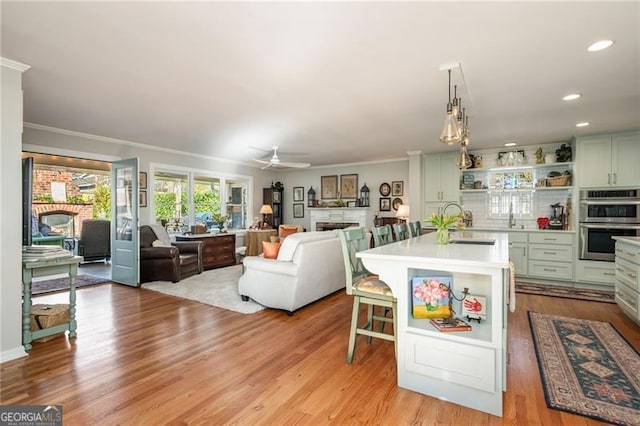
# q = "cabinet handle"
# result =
<box><xmin>543</xmin><ymin>268</ymin><xmax>557</xmax><ymax>272</ymax></box>
<box><xmin>543</xmin><ymin>238</ymin><xmax>557</xmax><ymax>241</ymax></box>
<box><xmin>613</xmin><ymin>173</ymin><xmax>617</xmax><ymax>184</ymax></box>
<box><xmin>603</xmin><ymin>272</ymin><xmax>615</xmax><ymax>276</ymax></box>
<box><xmin>543</xmin><ymin>251</ymin><xmax>557</xmax><ymax>255</ymax></box>
<box><xmin>628</xmin><ymin>273</ymin><xmax>637</xmax><ymax>279</ymax></box>
<box><xmin>608</xmin><ymin>173</ymin><xmax>611</xmax><ymax>184</ymax></box>
<box><xmin>616</xmin><ymin>267</ymin><xmax>625</xmax><ymax>273</ymax></box>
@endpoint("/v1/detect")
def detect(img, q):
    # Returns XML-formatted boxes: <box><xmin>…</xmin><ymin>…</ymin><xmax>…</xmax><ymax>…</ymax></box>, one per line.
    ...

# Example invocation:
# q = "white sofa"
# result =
<box><xmin>238</xmin><ymin>230</ymin><xmax>346</xmax><ymax>313</ymax></box>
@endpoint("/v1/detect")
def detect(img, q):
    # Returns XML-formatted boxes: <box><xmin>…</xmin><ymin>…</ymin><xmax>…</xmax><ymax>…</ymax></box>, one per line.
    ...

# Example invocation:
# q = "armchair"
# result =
<box><xmin>139</xmin><ymin>225</ymin><xmax>203</xmax><ymax>283</ymax></box>
<box><xmin>77</xmin><ymin>219</ymin><xmax>111</xmax><ymax>262</ymax></box>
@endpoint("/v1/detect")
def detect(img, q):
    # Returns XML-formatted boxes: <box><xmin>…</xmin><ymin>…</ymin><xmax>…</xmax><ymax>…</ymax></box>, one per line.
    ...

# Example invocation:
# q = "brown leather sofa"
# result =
<box><xmin>139</xmin><ymin>225</ymin><xmax>203</xmax><ymax>283</ymax></box>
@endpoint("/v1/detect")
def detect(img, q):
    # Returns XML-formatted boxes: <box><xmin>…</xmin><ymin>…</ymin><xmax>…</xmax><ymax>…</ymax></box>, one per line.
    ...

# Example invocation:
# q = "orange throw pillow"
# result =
<box><xmin>280</xmin><ymin>227</ymin><xmax>299</xmax><ymax>239</ymax></box>
<box><xmin>262</xmin><ymin>241</ymin><xmax>281</xmax><ymax>259</ymax></box>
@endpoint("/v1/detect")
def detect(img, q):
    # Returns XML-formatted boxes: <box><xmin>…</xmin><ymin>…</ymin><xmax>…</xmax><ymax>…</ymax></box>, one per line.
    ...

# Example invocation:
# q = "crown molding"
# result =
<box><xmin>1</xmin><ymin>57</ymin><xmax>31</xmax><ymax>72</ymax></box>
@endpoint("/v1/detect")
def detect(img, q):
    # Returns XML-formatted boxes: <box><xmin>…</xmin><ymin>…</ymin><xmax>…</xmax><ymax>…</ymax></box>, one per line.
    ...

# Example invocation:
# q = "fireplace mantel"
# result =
<box><xmin>309</xmin><ymin>208</ymin><xmax>368</xmax><ymax>231</ymax></box>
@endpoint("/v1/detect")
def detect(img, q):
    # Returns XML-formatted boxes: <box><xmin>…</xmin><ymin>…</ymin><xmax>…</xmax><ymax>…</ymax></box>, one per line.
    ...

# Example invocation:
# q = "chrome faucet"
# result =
<box><xmin>442</xmin><ymin>202</ymin><xmax>463</xmax><ymax>217</ymax></box>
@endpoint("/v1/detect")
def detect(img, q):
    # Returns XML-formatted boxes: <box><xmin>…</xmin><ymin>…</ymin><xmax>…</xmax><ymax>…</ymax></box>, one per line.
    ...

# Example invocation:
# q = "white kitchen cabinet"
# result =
<box><xmin>528</xmin><ymin>232</ymin><xmax>575</xmax><ymax>281</ymax></box>
<box><xmin>424</xmin><ymin>152</ymin><xmax>460</xmax><ymax>202</ymax></box>
<box><xmin>508</xmin><ymin>232</ymin><xmax>528</xmax><ymax>276</ymax></box>
<box><xmin>614</xmin><ymin>238</ymin><xmax>640</xmax><ymax>325</ymax></box>
<box><xmin>577</xmin><ymin>131</ymin><xmax>640</xmax><ymax>188</ymax></box>
<box><xmin>576</xmin><ymin>260</ymin><xmax>615</xmax><ymax>288</ymax></box>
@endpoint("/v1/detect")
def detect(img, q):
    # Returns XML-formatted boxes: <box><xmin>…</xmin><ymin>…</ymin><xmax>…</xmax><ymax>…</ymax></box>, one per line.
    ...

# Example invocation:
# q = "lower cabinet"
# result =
<box><xmin>508</xmin><ymin>232</ymin><xmax>528</xmax><ymax>276</ymax></box>
<box><xmin>527</xmin><ymin>232</ymin><xmax>574</xmax><ymax>281</ymax></box>
<box><xmin>576</xmin><ymin>260</ymin><xmax>616</xmax><ymax>288</ymax></box>
<box><xmin>614</xmin><ymin>240</ymin><xmax>640</xmax><ymax>324</ymax></box>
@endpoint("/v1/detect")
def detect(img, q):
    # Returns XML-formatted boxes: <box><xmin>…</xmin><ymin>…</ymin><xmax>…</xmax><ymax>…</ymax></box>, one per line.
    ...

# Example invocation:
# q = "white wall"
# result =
<box><xmin>275</xmin><ymin>159</ymin><xmax>409</xmax><ymax>230</ymax></box>
<box><xmin>1</xmin><ymin>59</ymin><xmax>30</xmax><ymax>363</ymax></box>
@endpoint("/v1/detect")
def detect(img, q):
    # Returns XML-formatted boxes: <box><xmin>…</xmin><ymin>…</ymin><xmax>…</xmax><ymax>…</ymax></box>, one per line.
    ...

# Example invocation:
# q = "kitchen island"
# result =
<box><xmin>357</xmin><ymin>231</ymin><xmax>510</xmax><ymax>417</ymax></box>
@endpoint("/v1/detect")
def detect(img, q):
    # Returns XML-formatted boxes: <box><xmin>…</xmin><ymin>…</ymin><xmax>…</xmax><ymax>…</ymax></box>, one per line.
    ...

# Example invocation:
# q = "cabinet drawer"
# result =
<box><xmin>576</xmin><ymin>260</ymin><xmax>616</xmax><ymax>285</ymax></box>
<box><xmin>405</xmin><ymin>333</ymin><xmax>495</xmax><ymax>393</ymax></box>
<box><xmin>615</xmin><ymin>257</ymin><xmax>640</xmax><ymax>291</ymax></box>
<box><xmin>529</xmin><ymin>244</ymin><xmax>573</xmax><ymax>262</ymax></box>
<box><xmin>615</xmin><ymin>244</ymin><xmax>640</xmax><ymax>266</ymax></box>
<box><xmin>528</xmin><ymin>233</ymin><xmax>573</xmax><ymax>245</ymax></box>
<box><xmin>508</xmin><ymin>232</ymin><xmax>528</xmax><ymax>243</ymax></box>
<box><xmin>528</xmin><ymin>260</ymin><xmax>573</xmax><ymax>280</ymax></box>
<box><xmin>615</xmin><ymin>280</ymin><xmax>639</xmax><ymax>319</ymax></box>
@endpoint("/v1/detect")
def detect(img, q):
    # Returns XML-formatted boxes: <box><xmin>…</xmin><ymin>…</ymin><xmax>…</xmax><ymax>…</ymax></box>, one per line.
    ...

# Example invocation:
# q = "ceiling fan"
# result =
<box><xmin>253</xmin><ymin>146</ymin><xmax>311</xmax><ymax>169</ymax></box>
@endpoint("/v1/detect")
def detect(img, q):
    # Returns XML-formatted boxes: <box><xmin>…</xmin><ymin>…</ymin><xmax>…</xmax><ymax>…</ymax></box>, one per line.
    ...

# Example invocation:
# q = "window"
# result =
<box><xmin>487</xmin><ymin>191</ymin><xmax>532</xmax><ymax>218</ymax></box>
<box><xmin>152</xmin><ymin>166</ymin><xmax>250</xmax><ymax>232</ymax></box>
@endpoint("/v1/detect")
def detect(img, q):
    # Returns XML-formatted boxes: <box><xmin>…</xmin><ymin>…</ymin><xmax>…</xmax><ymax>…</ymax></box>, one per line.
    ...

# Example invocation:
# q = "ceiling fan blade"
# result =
<box><xmin>252</xmin><ymin>158</ymin><xmax>272</xmax><ymax>165</ymax></box>
<box><xmin>278</xmin><ymin>161</ymin><xmax>311</xmax><ymax>168</ymax></box>
<box><xmin>261</xmin><ymin>163</ymin><xmax>273</xmax><ymax>170</ymax></box>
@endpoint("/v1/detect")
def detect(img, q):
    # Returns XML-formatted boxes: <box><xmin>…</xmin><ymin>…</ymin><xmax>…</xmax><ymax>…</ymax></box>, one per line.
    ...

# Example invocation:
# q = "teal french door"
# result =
<box><xmin>110</xmin><ymin>158</ymin><xmax>139</xmax><ymax>286</ymax></box>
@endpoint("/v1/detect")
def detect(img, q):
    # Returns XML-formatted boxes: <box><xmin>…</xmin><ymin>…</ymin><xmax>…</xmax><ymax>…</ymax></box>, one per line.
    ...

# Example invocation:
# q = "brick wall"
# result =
<box><xmin>33</xmin><ymin>169</ymin><xmax>82</xmax><ymax>198</ymax></box>
<box><xmin>32</xmin><ymin>203</ymin><xmax>94</xmax><ymax>237</ymax></box>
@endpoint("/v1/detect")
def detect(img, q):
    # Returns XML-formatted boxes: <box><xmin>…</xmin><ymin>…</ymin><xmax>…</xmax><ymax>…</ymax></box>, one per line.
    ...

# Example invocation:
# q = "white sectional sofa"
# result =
<box><xmin>238</xmin><ymin>230</ymin><xmax>346</xmax><ymax>314</ymax></box>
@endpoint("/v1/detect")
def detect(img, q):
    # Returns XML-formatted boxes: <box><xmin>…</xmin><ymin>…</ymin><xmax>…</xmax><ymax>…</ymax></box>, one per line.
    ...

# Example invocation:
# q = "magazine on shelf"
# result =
<box><xmin>429</xmin><ymin>317</ymin><xmax>472</xmax><ymax>332</ymax></box>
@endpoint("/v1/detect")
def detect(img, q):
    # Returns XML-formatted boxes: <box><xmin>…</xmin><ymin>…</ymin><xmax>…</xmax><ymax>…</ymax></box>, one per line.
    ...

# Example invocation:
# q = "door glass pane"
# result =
<box><xmin>225</xmin><ymin>180</ymin><xmax>247</xmax><ymax>229</ymax></box>
<box><xmin>154</xmin><ymin>171</ymin><xmax>189</xmax><ymax>232</ymax></box>
<box><xmin>193</xmin><ymin>175</ymin><xmax>221</xmax><ymax>231</ymax></box>
<box><xmin>115</xmin><ymin>167</ymin><xmax>133</xmax><ymax>241</ymax></box>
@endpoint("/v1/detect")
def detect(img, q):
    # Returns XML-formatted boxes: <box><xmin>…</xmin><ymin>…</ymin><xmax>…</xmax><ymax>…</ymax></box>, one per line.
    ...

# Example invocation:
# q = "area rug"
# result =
<box><xmin>141</xmin><ymin>265</ymin><xmax>265</xmax><ymax>314</ymax></box>
<box><xmin>32</xmin><ymin>274</ymin><xmax>110</xmax><ymax>295</ymax></box>
<box><xmin>516</xmin><ymin>282</ymin><xmax>615</xmax><ymax>303</ymax></box>
<box><xmin>528</xmin><ymin>311</ymin><xmax>640</xmax><ymax>425</ymax></box>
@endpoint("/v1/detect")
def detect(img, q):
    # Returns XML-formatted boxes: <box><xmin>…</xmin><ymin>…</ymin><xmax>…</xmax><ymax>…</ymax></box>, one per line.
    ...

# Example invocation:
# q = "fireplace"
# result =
<box><xmin>315</xmin><ymin>221</ymin><xmax>360</xmax><ymax>231</ymax></box>
<box><xmin>39</xmin><ymin>211</ymin><xmax>76</xmax><ymax>238</ymax></box>
<box><xmin>310</xmin><ymin>208</ymin><xmax>369</xmax><ymax>231</ymax></box>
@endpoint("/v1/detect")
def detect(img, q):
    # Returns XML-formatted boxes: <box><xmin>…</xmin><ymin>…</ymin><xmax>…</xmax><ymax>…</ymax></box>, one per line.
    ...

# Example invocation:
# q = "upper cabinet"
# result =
<box><xmin>577</xmin><ymin>131</ymin><xmax>640</xmax><ymax>188</ymax></box>
<box><xmin>424</xmin><ymin>152</ymin><xmax>460</xmax><ymax>202</ymax></box>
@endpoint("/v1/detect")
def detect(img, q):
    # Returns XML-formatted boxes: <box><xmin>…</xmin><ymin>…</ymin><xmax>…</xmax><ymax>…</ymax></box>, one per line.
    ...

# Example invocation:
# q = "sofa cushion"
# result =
<box><xmin>263</xmin><ymin>241</ymin><xmax>281</xmax><ymax>259</ymax></box>
<box><xmin>277</xmin><ymin>231</ymin><xmax>337</xmax><ymax>262</ymax></box>
<box><xmin>354</xmin><ymin>275</ymin><xmax>393</xmax><ymax>296</ymax></box>
<box><xmin>152</xmin><ymin>239</ymin><xmax>172</xmax><ymax>247</ymax></box>
<box><xmin>279</xmin><ymin>227</ymin><xmax>299</xmax><ymax>239</ymax></box>
<box><xmin>149</xmin><ymin>224</ymin><xmax>172</xmax><ymax>245</ymax></box>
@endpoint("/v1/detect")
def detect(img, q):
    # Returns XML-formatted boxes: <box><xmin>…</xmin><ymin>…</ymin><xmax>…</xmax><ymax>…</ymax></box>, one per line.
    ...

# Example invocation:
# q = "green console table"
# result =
<box><xmin>21</xmin><ymin>256</ymin><xmax>82</xmax><ymax>350</ymax></box>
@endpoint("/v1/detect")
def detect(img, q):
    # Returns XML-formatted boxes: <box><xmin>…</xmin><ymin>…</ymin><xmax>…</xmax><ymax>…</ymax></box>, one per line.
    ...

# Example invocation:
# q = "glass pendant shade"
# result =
<box><xmin>457</xmin><ymin>144</ymin><xmax>472</xmax><ymax>169</ymax></box>
<box><xmin>440</xmin><ymin>109</ymin><xmax>462</xmax><ymax>144</ymax></box>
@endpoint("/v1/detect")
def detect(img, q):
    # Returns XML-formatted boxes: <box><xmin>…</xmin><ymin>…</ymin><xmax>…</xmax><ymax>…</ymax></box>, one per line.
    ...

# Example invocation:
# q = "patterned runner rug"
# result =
<box><xmin>528</xmin><ymin>312</ymin><xmax>640</xmax><ymax>425</ymax></box>
<box><xmin>516</xmin><ymin>282</ymin><xmax>615</xmax><ymax>303</ymax></box>
<box><xmin>32</xmin><ymin>274</ymin><xmax>110</xmax><ymax>295</ymax></box>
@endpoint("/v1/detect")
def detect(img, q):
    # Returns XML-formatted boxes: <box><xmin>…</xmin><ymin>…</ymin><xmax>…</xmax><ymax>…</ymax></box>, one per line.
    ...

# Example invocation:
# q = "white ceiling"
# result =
<box><xmin>2</xmin><ymin>2</ymin><xmax>639</xmax><ymax>167</ymax></box>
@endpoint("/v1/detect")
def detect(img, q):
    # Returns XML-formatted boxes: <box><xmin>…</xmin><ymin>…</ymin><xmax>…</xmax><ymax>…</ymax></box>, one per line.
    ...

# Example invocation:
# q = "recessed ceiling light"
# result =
<box><xmin>504</xmin><ymin>142</ymin><xmax>517</xmax><ymax>147</ymax></box>
<box><xmin>587</xmin><ymin>40</ymin><xmax>614</xmax><ymax>52</ymax></box>
<box><xmin>576</xmin><ymin>122</ymin><xmax>590</xmax><ymax>127</ymax></box>
<box><xmin>562</xmin><ymin>93</ymin><xmax>581</xmax><ymax>101</ymax></box>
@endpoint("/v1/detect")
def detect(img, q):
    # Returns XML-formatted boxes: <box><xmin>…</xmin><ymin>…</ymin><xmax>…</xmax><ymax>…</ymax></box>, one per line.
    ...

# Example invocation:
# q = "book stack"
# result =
<box><xmin>22</xmin><ymin>245</ymin><xmax>73</xmax><ymax>262</ymax></box>
<box><xmin>429</xmin><ymin>317</ymin><xmax>472</xmax><ymax>332</ymax></box>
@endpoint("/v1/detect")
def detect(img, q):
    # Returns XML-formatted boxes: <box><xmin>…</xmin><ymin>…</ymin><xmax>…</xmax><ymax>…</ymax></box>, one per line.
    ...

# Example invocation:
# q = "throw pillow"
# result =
<box><xmin>152</xmin><ymin>239</ymin><xmax>172</xmax><ymax>247</ymax></box>
<box><xmin>279</xmin><ymin>227</ymin><xmax>299</xmax><ymax>239</ymax></box>
<box><xmin>262</xmin><ymin>241</ymin><xmax>281</xmax><ymax>259</ymax></box>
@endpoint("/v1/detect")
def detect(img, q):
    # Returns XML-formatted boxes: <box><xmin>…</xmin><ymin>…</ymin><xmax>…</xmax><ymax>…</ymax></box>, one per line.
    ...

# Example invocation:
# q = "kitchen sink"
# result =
<box><xmin>449</xmin><ymin>238</ymin><xmax>496</xmax><ymax>245</ymax></box>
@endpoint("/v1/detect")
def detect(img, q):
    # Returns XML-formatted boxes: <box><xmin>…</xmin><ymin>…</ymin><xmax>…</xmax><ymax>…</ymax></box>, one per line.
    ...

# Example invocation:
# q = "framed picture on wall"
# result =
<box><xmin>293</xmin><ymin>186</ymin><xmax>304</xmax><ymax>202</ymax></box>
<box><xmin>380</xmin><ymin>197</ymin><xmax>391</xmax><ymax>211</ymax></box>
<box><xmin>340</xmin><ymin>174</ymin><xmax>358</xmax><ymax>199</ymax></box>
<box><xmin>139</xmin><ymin>190</ymin><xmax>147</xmax><ymax>207</ymax></box>
<box><xmin>139</xmin><ymin>172</ymin><xmax>147</xmax><ymax>189</ymax></box>
<box><xmin>293</xmin><ymin>203</ymin><xmax>304</xmax><ymax>218</ymax></box>
<box><xmin>321</xmin><ymin>175</ymin><xmax>338</xmax><ymax>199</ymax></box>
<box><xmin>392</xmin><ymin>181</ymin><xmax>403</xmax><ymax>196</ymax></box>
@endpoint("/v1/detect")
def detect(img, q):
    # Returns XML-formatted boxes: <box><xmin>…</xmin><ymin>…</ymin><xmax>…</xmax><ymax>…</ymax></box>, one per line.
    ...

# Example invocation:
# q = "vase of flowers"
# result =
<box><xmin>429</xmin><ymin>213</ymin><xmax>463</xmax><ymax>245</ymax></box>
<box><xmin>211</xmin><ymin>213</ymin><xmax>228</xmax><ymax>232</ymax></box>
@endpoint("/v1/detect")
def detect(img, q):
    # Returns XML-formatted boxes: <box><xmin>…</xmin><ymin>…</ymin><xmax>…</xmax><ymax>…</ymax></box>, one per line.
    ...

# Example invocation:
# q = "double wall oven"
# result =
<box><xmin>579</xmin><ymin>189</ymin><xmax>640</xmax><ymax>262</ymax></box>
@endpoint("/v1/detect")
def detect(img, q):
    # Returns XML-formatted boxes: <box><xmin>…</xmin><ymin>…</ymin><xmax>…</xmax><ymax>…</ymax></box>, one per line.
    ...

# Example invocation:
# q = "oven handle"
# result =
<box><xmin>579</xmin><ymin>223</ymin><xmax>640</xmax><ymax>230</ymax></box>
<box><xmin>580</xmin><ymin>199</ymin><xmax>640</xmax><ymax>205</ymax></box>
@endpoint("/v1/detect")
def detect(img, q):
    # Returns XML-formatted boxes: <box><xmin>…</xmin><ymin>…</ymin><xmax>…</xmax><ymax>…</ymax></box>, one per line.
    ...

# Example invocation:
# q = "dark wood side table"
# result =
<box><xmin>176</xmin><ymin>233</ymin><xmax>236</xmax><ymax>270</ymax></box>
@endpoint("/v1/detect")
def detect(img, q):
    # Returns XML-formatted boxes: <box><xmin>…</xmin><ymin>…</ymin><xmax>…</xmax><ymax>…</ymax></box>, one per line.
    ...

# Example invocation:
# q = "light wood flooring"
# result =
<box><xmin>1</xmin><ymin>282</ymin><xmax>638</xmax><ymax>425</ymax></box>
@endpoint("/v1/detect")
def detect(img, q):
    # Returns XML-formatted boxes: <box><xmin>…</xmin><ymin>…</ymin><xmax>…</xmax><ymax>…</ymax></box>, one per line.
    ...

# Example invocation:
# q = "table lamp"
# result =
<box><xmin>396</xmin><ymin>204</ymin><xmax>410</xmax><ymax>223</ymax></box>
<box><xmin>259</xmin><ymin>204</ymin><xmax>273</xmax><ymax>229</ymax></box>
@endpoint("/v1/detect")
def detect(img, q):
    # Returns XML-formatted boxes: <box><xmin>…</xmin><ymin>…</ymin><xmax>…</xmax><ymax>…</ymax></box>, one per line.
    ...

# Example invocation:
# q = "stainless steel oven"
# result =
<box><xmin>579</xmin><ymin>189</ymin><xmax>640</xmax><ymax>261</ymax></box>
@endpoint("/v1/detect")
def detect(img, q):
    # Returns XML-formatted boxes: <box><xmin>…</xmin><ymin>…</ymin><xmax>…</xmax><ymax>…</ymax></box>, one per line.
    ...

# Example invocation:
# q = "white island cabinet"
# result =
<box><xmin>357</xmin><ymin>231</ymin><xmax>510</xmax><ymax>417</ymax></box>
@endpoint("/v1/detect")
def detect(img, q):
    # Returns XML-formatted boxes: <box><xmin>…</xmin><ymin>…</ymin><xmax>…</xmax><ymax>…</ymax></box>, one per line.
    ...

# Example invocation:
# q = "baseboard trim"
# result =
<box><xmin>0</xmin><ymin>346</ymin><xmax>28</xmax><ymax>364</ymax></box>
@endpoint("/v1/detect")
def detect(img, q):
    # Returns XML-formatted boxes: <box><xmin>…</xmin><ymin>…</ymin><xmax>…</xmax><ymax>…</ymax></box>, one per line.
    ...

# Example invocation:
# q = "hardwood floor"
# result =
<box><xmin>2</xmin><ymin>283</ymin><xmax>638</xmax><ymax>425</ymax></box>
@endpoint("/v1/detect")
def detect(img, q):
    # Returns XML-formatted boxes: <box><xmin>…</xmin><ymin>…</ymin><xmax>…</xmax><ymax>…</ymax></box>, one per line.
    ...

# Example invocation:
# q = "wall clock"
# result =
<box><xmin>379</xmin><ymin>182</ymin><xmax>391</xmax><ymax>196</ymax></box>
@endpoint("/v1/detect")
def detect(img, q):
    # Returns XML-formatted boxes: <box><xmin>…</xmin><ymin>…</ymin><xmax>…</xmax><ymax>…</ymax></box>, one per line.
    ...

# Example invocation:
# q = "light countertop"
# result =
<box><xmin>358</xmin><ymin>231</ymin><xmax>510</xmax><ymax>269</ymax></box>
<box><xmin>422</xmin><ymin>225</ymin><xmax>575</xmax><ymax>234</ymax></box>
<box><xmin>613</xmin><ymin>236</ymin><xmax>640</xmax><ymax>247</ymax></box>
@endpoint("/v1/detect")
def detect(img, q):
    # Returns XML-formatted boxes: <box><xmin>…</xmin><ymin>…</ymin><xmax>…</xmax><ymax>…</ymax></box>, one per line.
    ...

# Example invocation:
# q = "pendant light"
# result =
<box><xmin>457</xmin><ymin>138</ymin><xmax>472</xmax><ymax>170</ymax></box>
<box><xmin>440</xmin><ymin>70</ymin><xmax>462</xmax><ymax>144</ymax></box>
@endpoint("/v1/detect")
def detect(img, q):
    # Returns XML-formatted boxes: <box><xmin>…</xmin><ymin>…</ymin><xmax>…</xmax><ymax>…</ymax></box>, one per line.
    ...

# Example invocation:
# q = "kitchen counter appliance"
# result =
<box><xmin>579</xmin><ymin>189</ymin><xmax>640</xmax><ymax>261</ymax></box>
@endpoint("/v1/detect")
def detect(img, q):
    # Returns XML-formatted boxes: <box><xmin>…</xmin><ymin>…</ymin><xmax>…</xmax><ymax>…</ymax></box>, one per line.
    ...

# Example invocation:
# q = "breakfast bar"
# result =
<box><xmin>357</xmin><ymin>231</ymin><xmax>510</xmax><ymax>417</ymax></box>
